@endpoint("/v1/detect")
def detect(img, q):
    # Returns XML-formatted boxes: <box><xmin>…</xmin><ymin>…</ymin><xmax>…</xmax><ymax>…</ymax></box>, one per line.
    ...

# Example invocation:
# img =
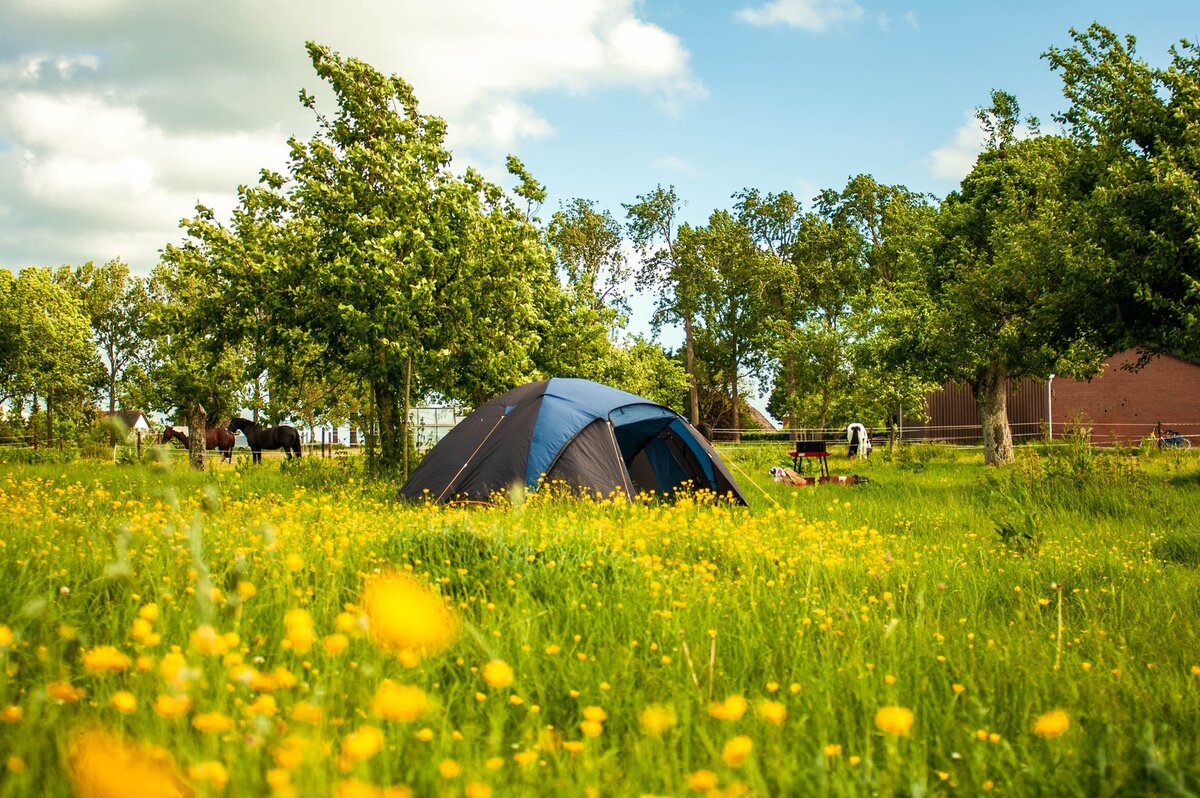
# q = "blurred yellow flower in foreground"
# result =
<box><xmin>707</xmin><ymin>694</ymin><xmax>747</xmax><ymax>721</ymax></box>
<box><xmin>758</xmin><ymin>700</ymin><xmax>787</xmax><ymax>725</ymax></box>
<box><xmin>153</xmin><ymin>695</ymin><xmax>192</xmax><ymax>719</ymax></box>
<box><xmin>482</xmin><ymin>660</ymin><xmax>514</xmax><ymax>689</ymax></box>
<box><xmin>371</xmin><ymin>680</ymin><xmax>429</xmax><ymax>722</ymax></box>
<box><xmin>0</xmin><ymin>624</ymin><xmax>13</xmax><ymax>647</ymax></box>
<box><xmin>687</xmin><ymin>770</ymin><xmax>718</xmax><ymax>791</ymax></box>
<box><xmin>639</xmin><ymin>704</ymin><xmax>676</xmax><ymax>736</ymax></box>
<box><xmin>110</xmin><ymin>691</ymin><xmax>137</xmax><ymax>714</ymax></box>
<box><xmin>1032</xmin><ymin>709</ymin><xmax>1070</xmax><ymax>738</ymax></box>
<box><xmin>874</xmin><ymin>706</ymin><xmax>914</xmax><ymax>736</ymax></box>
<box><xmin>48</xmin><ymin>682</ymin><xmax>85</xmax><ymax>704</ymax></box>
<box><xmin>192</xmin><ymin>712</ymin><xmax>234</xmax><ymax>733</ymax></box>
<box><xmin>341</xmin><ymin>725</ymin><xmax>384</xmax><ymax>763</ymax></box>
<box><xmin>187</xmin><ymin>760</ymin><xmax>229</xmax><ymax>792</ymax></box>
<box><xmin>363</xmin><ymin>572</ymin><xmax>457</xmax><ymax>662</ymax></box>
<box><xmin>82</xmin><ymin>646</ymin><xmax>131</xmax><ymax>673</ymax></box>
<box><xmin>722</xmin><ymin>735</ymin><xmax>753</xmax><ymax>767</ymax></box>
<box><xmin>283</xmin><ymin>609</ymin><xmax>316</xmax><ymax>654</ymax></box>
<box><xmin>66</xmin><ymin>726</ymin><xmax>191</xmax><ymax>798</ymax></box>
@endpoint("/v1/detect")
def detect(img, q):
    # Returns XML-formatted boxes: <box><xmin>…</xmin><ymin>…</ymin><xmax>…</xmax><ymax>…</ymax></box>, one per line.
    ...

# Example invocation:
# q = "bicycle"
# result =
<box><xmin>1154</xmin><ymin>428</ymin><xmax>1192</xmax><ymax>450</ymax></box>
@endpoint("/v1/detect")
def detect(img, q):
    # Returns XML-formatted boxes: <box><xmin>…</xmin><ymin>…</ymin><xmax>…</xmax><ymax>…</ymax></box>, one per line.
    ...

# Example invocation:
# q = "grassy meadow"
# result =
<box><xmin>2</xmin><ymin>440</ymin><xmax>1200</xmax><ymax>797</ymax></box>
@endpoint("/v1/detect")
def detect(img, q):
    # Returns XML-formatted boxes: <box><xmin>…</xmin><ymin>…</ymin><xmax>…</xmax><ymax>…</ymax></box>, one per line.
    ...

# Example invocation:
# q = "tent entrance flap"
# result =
<box><xmin>613</xmin><ymin>414</ymin><xmax>716</xmax><ymax>496</ymax></box>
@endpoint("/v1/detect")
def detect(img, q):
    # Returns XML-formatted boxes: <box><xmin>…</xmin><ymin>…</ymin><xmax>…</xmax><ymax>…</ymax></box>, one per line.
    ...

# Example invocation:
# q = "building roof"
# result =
<box><xmin>103</xmin><ymin>410</ymin><xmax>151</xmax><ymax>430</ymax></box>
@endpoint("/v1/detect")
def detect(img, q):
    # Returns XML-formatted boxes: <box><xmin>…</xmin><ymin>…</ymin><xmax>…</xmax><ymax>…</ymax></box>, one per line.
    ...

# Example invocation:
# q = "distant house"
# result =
<box><xmin>910</xmin><ymin>350</ymin><xmax>1200</xmax><ymax>446</ymax></box>
<box><xmin>102</xmin><ymin>410</ymin><xmax>152</xmax><ymax>434</ymax></box>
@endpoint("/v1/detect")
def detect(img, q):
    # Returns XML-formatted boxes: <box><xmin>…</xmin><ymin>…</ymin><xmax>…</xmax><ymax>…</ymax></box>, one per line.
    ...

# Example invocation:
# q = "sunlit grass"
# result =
<box><xmin>1</xmin><ymin>443</ymin><xmax>1198</xmax><ymax>796</ymax></box>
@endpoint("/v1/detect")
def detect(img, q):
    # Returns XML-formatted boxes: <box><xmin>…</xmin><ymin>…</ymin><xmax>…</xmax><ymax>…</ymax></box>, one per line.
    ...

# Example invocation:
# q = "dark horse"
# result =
<box><xmin>228</xmin><ymin>417</ymin><xmax>302</xmax><ymax>463</ymax></box>
<box><xmin>160</xmin><ymin>426</ymin><xmax>235</xmax><ymax>463</ymax></box>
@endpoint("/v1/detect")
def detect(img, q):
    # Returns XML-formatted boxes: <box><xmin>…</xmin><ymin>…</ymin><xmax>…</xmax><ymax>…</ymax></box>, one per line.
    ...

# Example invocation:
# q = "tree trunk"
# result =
<box><xmin>402</xmin><ymin>356</ymin><xmax>412</xmax><ymax>482</ymax></box>
<box><xmin>683</xmin><ymin>311</ymin><xmax>699</xmax><ymax>427</ymax></box>
<box><xmin>730</xmin><ymin>361</ymin><xmax>741</xmax><ymax>445</ymax></box>
<box><xmin>187</xmin><ymin>403</ymin><xmax>207</xmax><ymax>471</ymax></box>
<box><xmin>109</xmin><ymin>359</ymin><xmax>118</xmax><ymax>447</ymax></box>
<box><xmin>46</xmin><ymin>395</ymin><xmax>54</xmax><ymax>449</ymax></box>
<box><xmin>373</xmin><ymin>380</ymin><xmax>403</xmax><ymax>474</ymax></box>
<box><xmin>786</xmin><ymin>357</ymin><xmax>798</xmax><ymax>447</ymax></box>
<box><xmin>976</xmin><ymin>364</ymin><xmax>1014</xmax><ymax>466</ymax></box>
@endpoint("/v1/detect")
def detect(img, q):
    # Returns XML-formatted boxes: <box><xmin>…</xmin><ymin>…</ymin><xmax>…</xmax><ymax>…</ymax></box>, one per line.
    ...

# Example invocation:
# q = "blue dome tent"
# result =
<box><xmin>399</xmin><ymin>378</ymin><xmax>747</xmax><ymax>505</ymax></box>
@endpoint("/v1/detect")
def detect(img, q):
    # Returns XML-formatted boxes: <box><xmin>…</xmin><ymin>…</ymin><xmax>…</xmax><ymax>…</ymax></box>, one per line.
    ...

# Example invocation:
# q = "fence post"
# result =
<box><xmin>137</xmin><ymin>430</ymin><xmax>142</xmax><ymax>459</ymax></box>
<box><xmin>321</xmin><ymin>427</ymin><xmax>327</xmax><ymax>458</ymax></box>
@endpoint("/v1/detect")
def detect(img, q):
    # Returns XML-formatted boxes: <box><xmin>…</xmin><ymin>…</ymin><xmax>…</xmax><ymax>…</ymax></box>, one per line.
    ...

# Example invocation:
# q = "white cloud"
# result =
<box><xmin>929</xmin><ymin>115</ymin><xmax>986</xmax><ymax>182</ymax></box>
<box><xmin>736</xmin><ymin>0</ymin><xmax>865</xmax><ymax>31</ymax></box>
<box><xmin>0</xmin><ymin>0</ymin><xmax>704</xmax><ymax>271</ymax></box>
<box><xmin>928</xmin><ymin>112</ymin><xmax>1038</xmax><ymax>184</ymax></box>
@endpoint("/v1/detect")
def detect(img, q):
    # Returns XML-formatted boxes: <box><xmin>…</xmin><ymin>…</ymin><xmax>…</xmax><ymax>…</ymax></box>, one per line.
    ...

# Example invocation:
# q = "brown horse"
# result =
<box><xmin>159</xmin><ymin>426</ymin><xmax>235</xmax><ymax>463</ymax></box>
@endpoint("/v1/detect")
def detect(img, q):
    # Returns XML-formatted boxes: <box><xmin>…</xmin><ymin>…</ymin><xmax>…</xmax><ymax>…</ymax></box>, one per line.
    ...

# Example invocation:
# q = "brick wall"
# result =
<box><xmin>1050</xmin><ymin>351</ymin><xmax>1200</xmax><ymax>444</ymax></box>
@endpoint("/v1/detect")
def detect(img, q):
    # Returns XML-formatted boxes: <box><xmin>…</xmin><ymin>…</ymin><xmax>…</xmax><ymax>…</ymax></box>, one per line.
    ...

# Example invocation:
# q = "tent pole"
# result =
<box><xmin>606</xmin><ymin>421</ymin><xmax>634</xmax><ymax>500</ymax></box>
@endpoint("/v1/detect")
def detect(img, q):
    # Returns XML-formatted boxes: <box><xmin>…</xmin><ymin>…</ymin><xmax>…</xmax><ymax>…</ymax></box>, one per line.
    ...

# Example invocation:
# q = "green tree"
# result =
<box><xmin>1045</xmin><ymin>24</ymin><xmax>1200</xmax><ymax>358</ymax></box>
<box><xmin>625</xmin><ymin>185</ymin><xmax>704</xmax><ymax>427</ymax></box>
<box><xmin>54</xmin><ymin>259</ymin><xmax>152</xmax><ymax>419</ymax></box>
<box><xmin>547</xmin><ymin>197</ymin><xmax>632</xmax><ymax>329</ymax></box>
<box><xmin>148</xmin><ymin>218</ymin><xmax>247</xmax><ymax>470</ymax></box>
<box><xmin>878</xmin><ymin>94</ymin><xmax>1108</xmax><ymax>464</ymax></box>
<box><xmin>679</xmin><ymin>211</ymin><xmax>767</xmax><ymax>442</ymax></box>
<box><xmin>1</xmin><ymin>268</ymin><xmax>102</xmax><ymax>447</ymax></box>
<box><xmin>816</xmin><ymin>176</ymin><xmax>941</xmax><ymax>448</ymax></box>
<box><xmin>276</xmin><ymin>43</ymin><xmax>557</xmax><ymax>475</ymax></box>
<box><xmin>733</xmin><ymin>189</ymin><xmax>806</xmax><ymax>442</ymax></box>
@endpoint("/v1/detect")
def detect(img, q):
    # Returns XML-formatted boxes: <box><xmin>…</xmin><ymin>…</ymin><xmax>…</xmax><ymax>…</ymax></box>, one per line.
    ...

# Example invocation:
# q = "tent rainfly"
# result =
<box><xmin>399</xmin><ymin>378</ymin><xmax>747</xmax><ymax>505</ymax></box>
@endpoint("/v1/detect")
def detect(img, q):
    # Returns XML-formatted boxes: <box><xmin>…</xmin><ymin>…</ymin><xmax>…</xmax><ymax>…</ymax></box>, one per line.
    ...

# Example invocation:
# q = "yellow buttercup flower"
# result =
<box><xmin>190</xmin><ymin>625</ymin><xmax>229</xmax><ymax>656</ymax></box>
<box><xmin>707</xmin><ymin>694</ymin><xmax>748</xmax><ymax>721</ymax></box>
<box><xmin>1032</xmin><ymin>709</ymin><xmax>1070</xmax><ymax>738</ymax></box>
<box><xmin>823</xmin><ymin>743</ymin><xmax>843</xmax><ymax>757</ymax></box>
<box><xmin>639</xmin><ymin>704</ymin><xmax>676</xmax><ymax>736</ymax></box>
<box><xmin>283</xmin><ymin>609</ymin><xmax>316</xmax><ymax>654</ymax></box>
<box><xmin>361</xmin><ymin>572</ymin><xmax>458</xmax><ymax>662</ymax></box>
<box><xmin>153</xmin><ymin>694</ymin><xmax>191</xmax><ymax>719</ymax></box>
<box><xmin>874</xmin><ymin>706</ymin><xmax>914</xmax><ymax>736</ymax></box>
<box><xmin>0</xmin><ymin>624</ymin><xmax>13</xmax><ymax>647</ymax></box>
<box><xmin>482</xmin><ymin>660</ymin><xmax>514</xmax><ymax>689</ymax></box>
<box><xmin>48</xmin><ymin>682</ymin><xmax>85</xmax><ymax>703</ymax></box>
<box><xmin>341</xmin><ymin>725</ymin><xmax>384</xmax><ymax>763</ymax></box>
<box><xmin>722</xmin><ymin>735</ymin><xmax>753</xmax><ymax>767</ymax></box>
<box><xmin>758</xmin><ymin>700</ymin><xmax>787</xmax><ymax>725</ymax></box>
<box><xmin>323</xmin><ymin>634</ymin><xmax>350</xmax><ymax>655</ymax></box>
<box><xmin>438</xmin><ymin>759</ymin><xmax>461</xmax><ymax>780</ymax></box>
<box><xmin>465</xmin><ymin>782</ymin><xmax>492</xmax><ymax>798</ymax></box>
<box><xmin>290</xmin><ymin>702</ymin><xmax>324</xmax><ymax>725</ymax></box>
<box><xmin>335</xmin><ymin>779</ymin><xmax>382</xmax><ymax>798</ymax></box>
<box><xmin>371</xmin><ymin>680</ymin><xmax>429</xmax><ymax>722</ymax></box>
<box><xmin>110</xmin><ymin>691</ymin><xmax>137</xmax><ymax>714</ymax></box>
<box><xmin>246</xmin><ymin>694</ymin><xmax>278</xmax><ymax>717</ymax></box>
<box><xmin>188</xmin><ymin>760</ymin><xmax>230</xmax><ymax>792</ymax></box>
<box><xmin>66</xmin><ymin>725</ymin><xmax>190</xmax><ymax>798</ymax></box>
<box><xmin>83</xmin><ymin>646</ymin><xmax>131</xmax><ymax>673</ymax></box>
<box><xmin>192</xmin><ymin>712</ymin><xmax>235</xmax><ymax>733</ymax></box>
<box><xmin>687</xmin><ymin>770</ymin><xmax>719</xmax><ymax>791</ymax></box>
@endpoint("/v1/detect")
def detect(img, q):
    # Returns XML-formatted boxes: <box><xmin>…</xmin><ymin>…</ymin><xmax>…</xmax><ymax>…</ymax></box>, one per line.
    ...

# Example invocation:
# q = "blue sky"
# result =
<box><xmin>2</xmin><ymin>0</ymin><xmax>1197</xmax><ymax>320</ymax></box>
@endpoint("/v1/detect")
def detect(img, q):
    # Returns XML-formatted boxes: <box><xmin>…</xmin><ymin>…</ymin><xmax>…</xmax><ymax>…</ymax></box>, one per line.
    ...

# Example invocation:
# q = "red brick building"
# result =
<box><xmin>910</xmin><ymin>350</ymin><xmax>1200</xmax><ymax>446</ymax></box>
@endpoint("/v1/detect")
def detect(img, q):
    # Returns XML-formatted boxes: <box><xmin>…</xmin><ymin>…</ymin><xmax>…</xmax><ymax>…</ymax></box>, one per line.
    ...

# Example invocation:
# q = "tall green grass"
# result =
<box><xmin>1</xmin><ymin>442</ymin><xmax>1198</xmax><ymax>796</ymax></box>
